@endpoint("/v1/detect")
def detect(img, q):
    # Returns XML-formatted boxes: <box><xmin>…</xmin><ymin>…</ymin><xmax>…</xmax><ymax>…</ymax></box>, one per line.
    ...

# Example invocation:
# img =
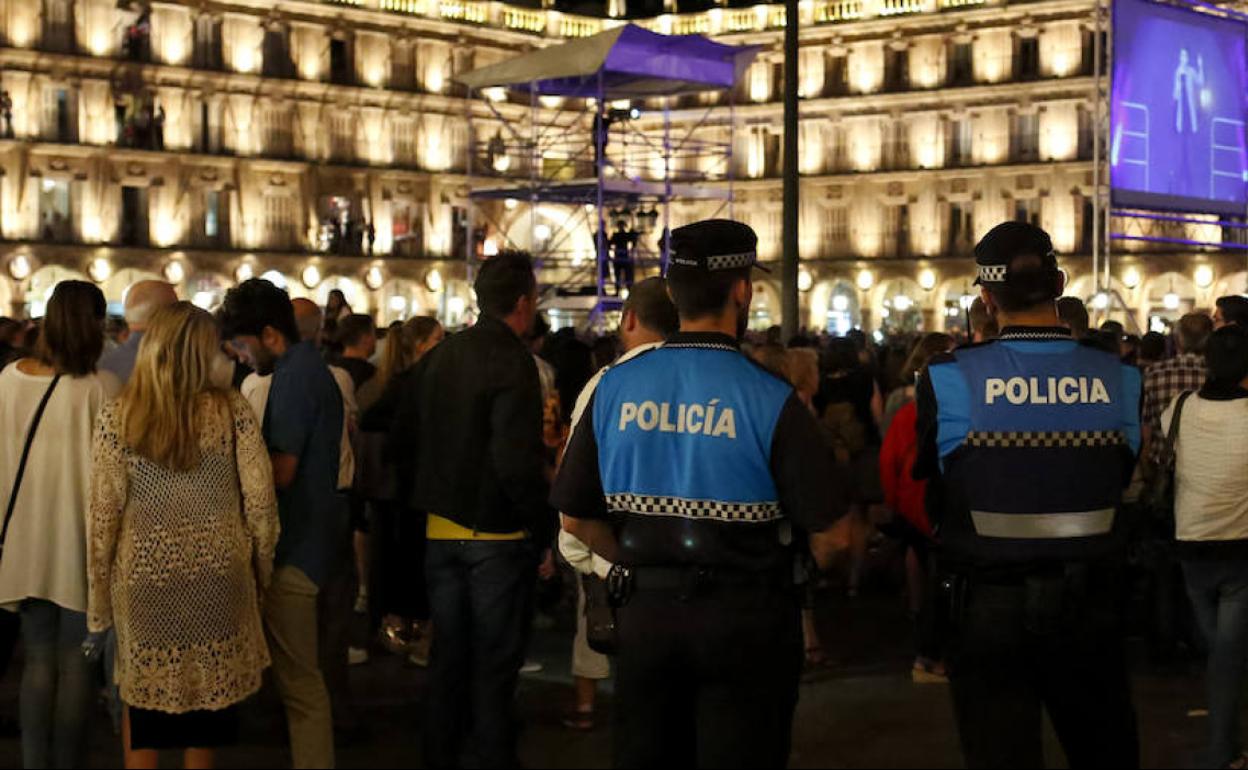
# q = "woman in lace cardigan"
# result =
<box><xmin>88</xmin><ymin>302</ymin><xmax>279</xmax><ymax>769</ymax></box>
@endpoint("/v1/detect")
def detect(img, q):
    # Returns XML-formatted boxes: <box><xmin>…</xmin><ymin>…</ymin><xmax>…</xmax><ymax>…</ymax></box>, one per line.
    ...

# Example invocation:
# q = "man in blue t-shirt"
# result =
<box><xmin>222</xmin><ymin>279</ymin><xmax>345</xmax><ymax>770</ymax></box>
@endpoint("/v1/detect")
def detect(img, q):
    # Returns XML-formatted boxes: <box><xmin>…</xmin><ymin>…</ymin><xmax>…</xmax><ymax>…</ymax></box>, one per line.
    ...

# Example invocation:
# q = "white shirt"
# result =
<box><xmin>558</xmin><ymin>342</ymin><xmax>663</xmax><ymax>578</ymax></box>
<box><xmin>0</xmin><ymin>365</ymin><xmax>120</xmax><ymax>613</ymax></box>
<box><xmin>242</xmin><ymin>365</ymin><xmax>357</xmax><ymax>491</ymax></box>
<box><xmin>1164</xmin><ymin>393</ymin><xmax>1248</xmax><ymax>543</ymax></box>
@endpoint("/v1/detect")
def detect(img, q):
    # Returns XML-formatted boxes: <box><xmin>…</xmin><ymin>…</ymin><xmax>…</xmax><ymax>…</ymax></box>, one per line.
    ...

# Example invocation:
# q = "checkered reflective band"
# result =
<box><xmin>706</xmin><ymin>251</ymin><xmax>757</xmax><ymax>271</ymax></box>
<box><xmin>965</xmin><ymin>430</ymin><xmax>1127</xmax><ymax>449</ymax></box>
<box><xmin>998</xmin><ymin>330</ymin><xmax>1072</xmax><ymax>341</ymax></box>
<box><xmin>670</xmin><ymin>253</ymin><xmax>700</xmax><ymax>268</ymax></box>
<box><xmin>606</xmin><ymin>493</ymin><xmax>781</xmax><ymax>523</ymax></box>
<box><xmin>977</xmin><ymin>264</ymin><xmax>1009</xmax><ymax>283</ymax></box>
<box><xmin>663</xmin><ymin>342</ymin><xmax>739</xmax><ymax>353</ymax></box>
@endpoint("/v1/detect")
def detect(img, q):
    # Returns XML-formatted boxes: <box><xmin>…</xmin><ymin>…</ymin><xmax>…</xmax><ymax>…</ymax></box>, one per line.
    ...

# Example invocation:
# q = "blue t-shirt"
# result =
<box><xmin>264</xmin><ymin>340</ymin><xmax>346</xmax><ymax>587</ymax></box>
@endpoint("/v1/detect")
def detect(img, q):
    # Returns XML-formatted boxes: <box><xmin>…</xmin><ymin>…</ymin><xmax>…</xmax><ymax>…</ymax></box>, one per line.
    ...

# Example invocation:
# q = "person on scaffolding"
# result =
<box><xmin>609</xmin><ymin>221</ymin><xmax>638</xmax><ymax>296</ymax></box>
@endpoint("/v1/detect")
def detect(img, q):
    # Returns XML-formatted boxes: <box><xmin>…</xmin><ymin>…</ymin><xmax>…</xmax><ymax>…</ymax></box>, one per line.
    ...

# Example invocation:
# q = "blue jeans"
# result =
<box><xmin>1183</xmin><ymin>560</ymin><xmax>1248</xmax><ymax>768</ymax></box>
<box><xmin>425</xmin><ymin>539</ymin><xmax>536</xmax><ymax>769</ymax></box>
<box><xmin>19</xmin><ymin>599</ymin><xmax>91</xmax><ymax>769</ymax></box>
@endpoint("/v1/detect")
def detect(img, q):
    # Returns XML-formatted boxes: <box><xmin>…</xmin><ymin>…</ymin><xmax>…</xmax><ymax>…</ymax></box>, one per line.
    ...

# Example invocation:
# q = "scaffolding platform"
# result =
<box><xmin>458</xmin><ymin>24</ymin><xmax>757</xmax><ymax>329</ymax></box>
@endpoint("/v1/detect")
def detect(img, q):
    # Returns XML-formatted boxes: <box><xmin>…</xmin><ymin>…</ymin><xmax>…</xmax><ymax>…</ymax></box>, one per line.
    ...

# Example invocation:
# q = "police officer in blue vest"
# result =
<box><xmin>553</xmin><ymin>219</ymin><xmax>844</xmax><ymax>769</ymax></box>
<box><xmin>915</xmin><ymin>221</ymin><xmax>1143</xmax><ymax>769</ymax></box>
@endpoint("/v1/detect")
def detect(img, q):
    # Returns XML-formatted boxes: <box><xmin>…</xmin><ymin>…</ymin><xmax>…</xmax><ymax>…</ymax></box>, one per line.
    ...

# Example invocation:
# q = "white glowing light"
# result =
<box><xmin>493</xmin><ymin>154</ymin><xmax>512</xmax><ymax>173</ymax></box>
<box><xmin>798</xmin><ymin>269</ymin><xmax>813</xmax><ymax>293</ymax></box>
<box><xmin>163</xmin><ymin>260</ymin><xmax>186</xmax><ymax>284</ymax></box>
<box><xmin>192</xmin><ymin>292</ymin><xmax>216</xmax><ymax>310</ymax></box>
<box><xmin>534</xmin><ymin>224</ymin><xmax>552</xmax><ymax>242</ymax></box>
<box><xmin>1092</xmin><ymin>292</ymin><xmax>1110</xmax><ymax>311</ymax></box>
<box><xmin>427</xmin><ymin>66</ymin><xmax>445</xmax><ymax>93</ymax></box>
<box><xmin>425</xmin><ymin>269</ymin><xmax>444</xmax><ymax>293</ymax></box>
<box><xmin>893</xmin><ymin>295</ymin><xmax>914</xmax><ymax>312</ymax></box>
<box><xmin>8</xmin><ymin>255</ymin><xmax>31</xmax><ymax>281</ymax></box>
<box><xmin>301</xmin><ymin>265</ymin><xmax>322</xmax><ymax>289</ymax></box>
<box><xmin>856</xmin><ymin>270</ymin><xmax>874</xmax><ymax>292</ymax></box>
<box><xmin>1195</xmin><ymin>264</ymin><xmax>1215</xmax><ymax>289</ymax></box>
<box><xmin>235</xmin><ymin>263</ymin><xmax>255</xmax><ymax>283</ymax></box>
<box><xmin>504</xmin><ymin>198</ymin><xmax>519</xmax><ymax>211</ymax></box>
<box><xmin>389</xmin><ymin>295</ymin><xmax>407</xmax><ymax>312</ymax></box>
<box><xmin>448</xmin><ymin>296</ymin><xmax>467</xmax><ymax>317</ymax></box>
<box><xmin>959</xmin><ymin>294</ymin><xmax>975</xmax><ymax>310</ymax></box>
<box><xmin>918</xmin><ymin>269</ymin><xmax>937</xmax><ymax>291</ymax></box>
<box><xmin>365</xmin><ymin>266</ymin><xmax>384</xmax><ymax>291</ymax></box>
<box><xmin>1122</xmin><ymin>266</ymin><xmax>1141</xmax><ymax>290</ymax></box>
<box><xmin>1164</xmin><ymin>292</ymin><xmax>1181</xmax><ymax>310</ymax></box>
<box><xmin>832</xmin><ymin>295</ymin><xmax>850</xmax><ymax>313</ymax></box>
<box><xmin>261</xmin><ymin>270</ymin><xmax>287</xmax><ymax>289</ymax></box>
<box><xmin>483</xmin><ymin>238</ymin><xmax>500</xmax><ymax>257</ymax></box>
<box><xmin>88</xmin><ymin>257</ymin><xmax>112</xmax><ymax>284</ymax></box>
<box><xmin>483</xmin><ymin>87</ymin><xmax>508</xmax><ymax>103</ymax></box>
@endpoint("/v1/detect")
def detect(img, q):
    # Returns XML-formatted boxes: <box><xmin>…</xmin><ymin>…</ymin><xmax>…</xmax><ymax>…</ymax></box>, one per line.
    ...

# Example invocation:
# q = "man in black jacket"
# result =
<box><xmin>403</xmin><ymin>251</ymin><xmax>552</xmax><ymax>769</ymax></box>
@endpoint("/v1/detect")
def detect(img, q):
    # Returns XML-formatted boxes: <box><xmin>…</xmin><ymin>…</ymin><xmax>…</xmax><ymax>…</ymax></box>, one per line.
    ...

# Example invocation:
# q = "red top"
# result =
<box><xmin>879</xmin><ymin>400</ymin><xmax>933</xmax><ymax>539</ymax></box>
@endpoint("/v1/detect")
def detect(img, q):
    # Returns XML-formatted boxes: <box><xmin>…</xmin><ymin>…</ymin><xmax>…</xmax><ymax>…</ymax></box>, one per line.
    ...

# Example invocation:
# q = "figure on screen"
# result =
<box><xmin>1174</xmin><ymin>48</ymin><xmax>1205</xmax><ymax>133</ymax></box>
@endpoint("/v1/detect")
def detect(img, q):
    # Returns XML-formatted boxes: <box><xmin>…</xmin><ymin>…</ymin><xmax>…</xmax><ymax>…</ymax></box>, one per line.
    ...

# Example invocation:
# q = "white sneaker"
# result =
<box><xmin>348</xmin><ymin>647</ymin><xmax>369</xmax><ymax>666</ymax></box>
<box><xmin>519</xmin><ymin>660</ymin><xmax>543</xmax><ymax>675</ymax></box>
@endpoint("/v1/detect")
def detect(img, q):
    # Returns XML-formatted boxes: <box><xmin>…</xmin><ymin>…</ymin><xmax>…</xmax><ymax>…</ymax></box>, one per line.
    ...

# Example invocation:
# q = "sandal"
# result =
<box><xmin>805</xmin><ymin>646</ymin><xmax>829</xmax><ymax>669</ymax></box>
<box><xmin>562</xmin><ymin>710</ymin><xmax>596</xmax><ymax>732</ymax></box>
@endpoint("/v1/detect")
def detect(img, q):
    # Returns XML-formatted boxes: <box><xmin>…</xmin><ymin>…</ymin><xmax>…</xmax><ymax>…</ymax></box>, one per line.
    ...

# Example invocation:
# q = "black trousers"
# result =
<box><xmin>613</xmin><ymin>582</ymin><xmax>803</xmax><ymax>769</ymax></box>
<box><xmin>947</xmin><ymin>569</ymin><xmax>1139</xmax><ymax>769</ymax></box>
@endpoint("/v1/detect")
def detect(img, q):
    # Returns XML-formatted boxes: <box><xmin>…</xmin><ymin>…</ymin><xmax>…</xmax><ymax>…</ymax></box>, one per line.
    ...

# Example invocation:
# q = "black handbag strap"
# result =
<box><xmin>1162</xmin><ymin>390</ymin><xmax>1195</xmax><ymax>466</ymax></box>
<box><xmin>0</xmin><ymin>374</ymin><xmax>62</xmax><ymax>549</ymax></box>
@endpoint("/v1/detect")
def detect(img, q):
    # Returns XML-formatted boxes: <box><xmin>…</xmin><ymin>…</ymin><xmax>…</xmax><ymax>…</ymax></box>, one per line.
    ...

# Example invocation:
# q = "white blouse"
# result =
<box><xmin>0</xmin><ymin>364</ymin><xmax>120</xmax><ymax>613</ymax></box>
<box><xmin>1164</xmin><ymin>393</ymin><xmax>1248</xmax><ymax>544</ymax></box>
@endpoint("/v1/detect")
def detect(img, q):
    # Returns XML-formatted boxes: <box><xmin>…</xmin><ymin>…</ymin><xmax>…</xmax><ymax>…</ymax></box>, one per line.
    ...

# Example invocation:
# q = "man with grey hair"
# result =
<box><xmin>98</xmin><ymin>280</ymin><xmax>177</xmax><ymax>384</ymax></box>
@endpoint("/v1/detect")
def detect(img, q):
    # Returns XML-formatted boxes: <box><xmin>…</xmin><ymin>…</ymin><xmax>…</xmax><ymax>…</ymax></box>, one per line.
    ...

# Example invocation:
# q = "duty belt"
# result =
<box><xmin>630</xmin><ymin>565</ymin><xmax>792</xmax><ymax>593</ymax></box>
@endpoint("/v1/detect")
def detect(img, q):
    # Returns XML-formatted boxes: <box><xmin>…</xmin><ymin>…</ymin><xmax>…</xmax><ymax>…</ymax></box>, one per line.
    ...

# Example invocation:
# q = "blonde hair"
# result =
<box><xmin>120</xmin><ymin>302</ymin><xmax>231</xmax><ymax>472</ymax></box>
<box><xmin>377</xmin><ymin>316</ymin><xmax>442</xmax><ymax>389</ymax></box>
<box><xmin>786</xmin><ymin>348</ymin><xmax>820</xmax><ymax>396</ymax></box>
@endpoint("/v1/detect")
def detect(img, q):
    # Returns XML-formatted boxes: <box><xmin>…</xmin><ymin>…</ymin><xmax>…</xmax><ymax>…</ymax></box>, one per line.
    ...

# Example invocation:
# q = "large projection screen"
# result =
<box><xmin>1112</xmin><ymin>0</ymin><xmax>1248</xmax><ymax>216</ymax></box>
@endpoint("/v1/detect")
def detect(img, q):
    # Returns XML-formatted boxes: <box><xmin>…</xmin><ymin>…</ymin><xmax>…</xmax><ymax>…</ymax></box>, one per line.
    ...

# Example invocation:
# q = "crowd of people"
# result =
<box><xmin>0</xmin><ymin>225</ymin><xmax>1245</xmax><ymax>769</ymax></box>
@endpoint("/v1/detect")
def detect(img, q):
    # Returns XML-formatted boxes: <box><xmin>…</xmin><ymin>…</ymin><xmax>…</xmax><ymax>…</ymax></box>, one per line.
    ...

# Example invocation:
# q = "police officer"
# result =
<box><xmin>552</xmin><ymin>220</ymin><xmax>843</xmax><ymax>769</ymax></box>
<box><xmin>915</xmin><ymin>221</ymin><xmax>1142</xmax><ymax>769</ymax></box>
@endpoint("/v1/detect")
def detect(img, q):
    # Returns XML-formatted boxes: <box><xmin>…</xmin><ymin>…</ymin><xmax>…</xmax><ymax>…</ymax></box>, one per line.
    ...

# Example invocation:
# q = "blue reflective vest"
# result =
<box><xmin>590</xmin><ymin>335</ymin><xmax>794</xmax><ymax>569</ymax></box>
<box><xmin>926</xmin><ymin>329</ymin><xmax>1142</xmax><ymax>567</ymax></box>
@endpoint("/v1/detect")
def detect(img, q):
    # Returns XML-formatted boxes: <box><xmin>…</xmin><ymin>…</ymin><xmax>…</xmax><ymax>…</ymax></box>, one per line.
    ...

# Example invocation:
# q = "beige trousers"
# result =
<box><xmin>264</xmin><ymin>566</ymin><xmax>336</xmax><ymax>769</ymax></box>
<box><xmin>572</xmin><ymin>579</ymin><xmax>611</xmax><ymax>681</ymax></box>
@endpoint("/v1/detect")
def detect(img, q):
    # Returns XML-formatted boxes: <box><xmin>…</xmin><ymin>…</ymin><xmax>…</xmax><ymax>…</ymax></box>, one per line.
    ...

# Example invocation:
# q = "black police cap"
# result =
<box><xmin>668</xmin><ymin>220</ymin><xmax>769</xmax><ymax>274</ymax></box>
<box><xmin>974</xmin><ymin>221</ymin><xmax>1059</xmax><ymax>286</ymax></box>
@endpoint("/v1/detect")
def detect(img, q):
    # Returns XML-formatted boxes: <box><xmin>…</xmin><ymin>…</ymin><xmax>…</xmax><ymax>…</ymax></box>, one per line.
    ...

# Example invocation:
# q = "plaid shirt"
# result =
<box><xmin>1142</xmin><ymin>353</ymin><xmax>1206</xmax><ymax>465</ymax></box>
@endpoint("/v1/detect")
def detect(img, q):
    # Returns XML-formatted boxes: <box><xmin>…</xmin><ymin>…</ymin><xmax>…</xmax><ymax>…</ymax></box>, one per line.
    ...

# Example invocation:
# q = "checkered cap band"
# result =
<box><xmin>977</xmin><ymin>265</ymin><xmax>1009</xmax><ymax>283</ymax></box>
<box><xmin>966</xmin><ymin>431</ymin><xmax>1127</xmax><ymax>449</ymax></box>
<box><xmin>706</xmin><ymin>251</ymin><xmax>757</xmax><ymax>271</ymax></box>
<box><xmin>606</xmin><ymin>493</ymin><xmax>781</xmax><ymax>523</ymax></box>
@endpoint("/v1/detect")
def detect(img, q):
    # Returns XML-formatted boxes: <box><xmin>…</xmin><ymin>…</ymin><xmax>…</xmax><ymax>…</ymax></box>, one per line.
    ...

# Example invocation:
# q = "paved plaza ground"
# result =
<box><xmin>0</xmin><ymin>585</ymin><xmax>1215</xmax><ymax>768</ymax></box>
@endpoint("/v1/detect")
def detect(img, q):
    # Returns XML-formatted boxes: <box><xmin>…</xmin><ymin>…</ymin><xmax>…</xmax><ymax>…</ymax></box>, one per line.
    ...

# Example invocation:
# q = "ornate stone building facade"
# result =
<box><xmin>0</xmin><ymin>0</ymin><xmax>1237</xmax><ymax>331</ymax></box>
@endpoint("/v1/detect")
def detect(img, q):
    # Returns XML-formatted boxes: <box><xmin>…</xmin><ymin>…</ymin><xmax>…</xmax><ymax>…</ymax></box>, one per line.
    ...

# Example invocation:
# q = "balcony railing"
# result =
<box><xmin>317</xmin><ymin>0</ymin><xmax>1009</xmax><ymax>39</ymax></box>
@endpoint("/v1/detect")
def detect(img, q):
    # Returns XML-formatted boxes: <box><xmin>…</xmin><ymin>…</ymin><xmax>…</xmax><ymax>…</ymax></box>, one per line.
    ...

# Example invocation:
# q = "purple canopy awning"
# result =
<box><xmin>457</xmin><ymin>24</ymin><xmax>760</xmax><ymax>99</ymax></box>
